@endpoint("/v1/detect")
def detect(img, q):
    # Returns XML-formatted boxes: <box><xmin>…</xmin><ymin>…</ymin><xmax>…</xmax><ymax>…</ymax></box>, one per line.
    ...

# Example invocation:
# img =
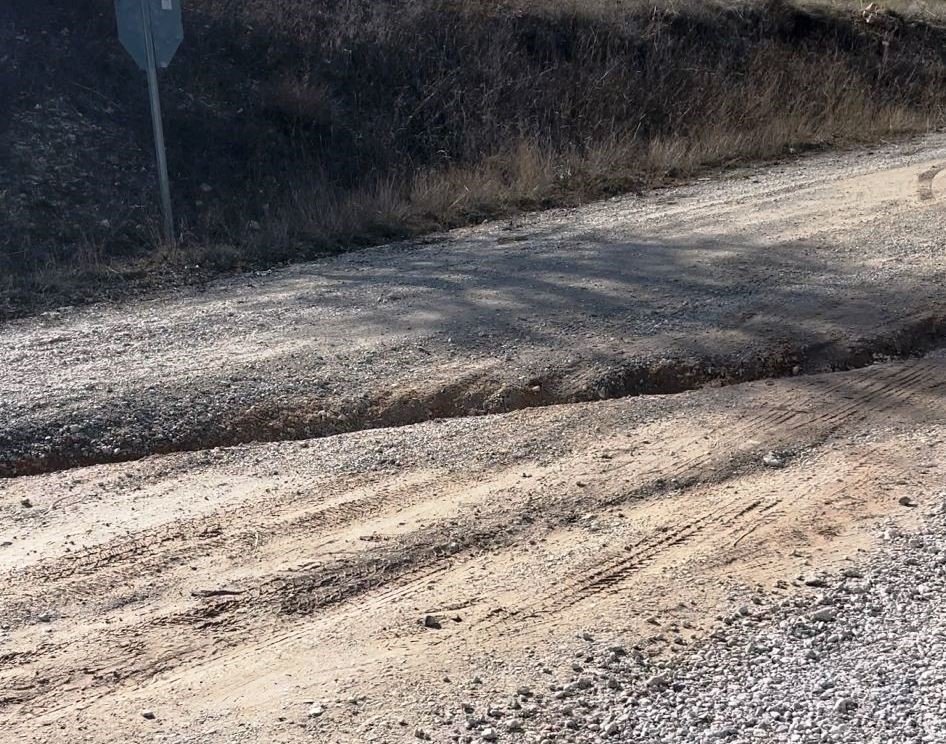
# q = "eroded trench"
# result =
<box><xmin>3</xmin><ymin>311</ymin><xmax>946</xmax><ymax>479</ymax></box>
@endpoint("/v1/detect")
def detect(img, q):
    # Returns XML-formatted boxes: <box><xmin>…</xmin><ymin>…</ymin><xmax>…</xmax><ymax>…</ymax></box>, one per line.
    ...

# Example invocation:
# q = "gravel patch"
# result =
<box><xmin>441</xmin><ymin>503</ymin><xmax>946</xmax><ymax>744</ymax></box>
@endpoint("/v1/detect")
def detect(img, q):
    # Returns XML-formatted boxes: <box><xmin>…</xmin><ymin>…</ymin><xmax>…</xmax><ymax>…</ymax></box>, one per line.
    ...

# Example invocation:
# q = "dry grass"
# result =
<box><xmin>4</xmin><ymin>0</ymin><xmax>946</xmax><ymax>312</ymax></box>
<box><xmin>235</xmin><ymin>0</ymin><xmax>945</xmax><ymax>248</ymax></box>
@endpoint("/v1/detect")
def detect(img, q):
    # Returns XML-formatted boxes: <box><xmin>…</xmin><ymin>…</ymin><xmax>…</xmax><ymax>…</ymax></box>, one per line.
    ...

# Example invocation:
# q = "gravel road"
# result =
<box><xmin>4</xmin><ymin>136</ymin><xmax>946</xmax><ymax>743</ymax></box>
<box><xmin>4</xmin><ymin>135</ymin><xmax>946</xmax><ymax>475</ymax></box>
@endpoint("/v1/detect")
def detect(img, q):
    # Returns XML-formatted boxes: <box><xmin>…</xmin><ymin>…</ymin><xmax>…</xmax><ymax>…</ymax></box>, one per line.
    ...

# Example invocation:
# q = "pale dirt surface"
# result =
<box><xmin>4</xmin><ymin>136</ymin><xmax>946</xmax><ymax>474</ymax></box>
<box><xmin>1</xmin><ymin>357</ymin><xmax>944</xmax><ymax>743</ymax></box>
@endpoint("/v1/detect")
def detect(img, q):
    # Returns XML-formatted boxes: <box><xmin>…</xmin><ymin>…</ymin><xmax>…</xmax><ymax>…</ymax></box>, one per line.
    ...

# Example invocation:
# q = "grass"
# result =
<box><xmin>3</xmin><ymin>0</ymin><xmax>946</xmax><ymax>314</ymax></box>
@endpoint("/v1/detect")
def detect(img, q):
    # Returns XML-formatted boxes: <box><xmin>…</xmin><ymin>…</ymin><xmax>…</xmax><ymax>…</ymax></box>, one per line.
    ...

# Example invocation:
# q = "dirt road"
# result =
<box><xmin>3</xmin><ymin>137</ymin><xmax>946</xmax><ymax>742</ymax></box>
<box><xmin>1</xmin><ymin>357</ymin><xmax>944</xmax><ymax>742</ymax></box>
<box><xmin>4</xmin><ymin>136</ymin><xmax>946</xmax><ymax>475</ymax></box>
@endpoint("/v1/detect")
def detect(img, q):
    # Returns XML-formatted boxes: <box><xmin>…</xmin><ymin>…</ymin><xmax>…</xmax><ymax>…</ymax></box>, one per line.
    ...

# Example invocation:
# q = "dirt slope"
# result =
<box><xmin>4</xmin><ymin>135</ymin><xmax>946</xmax><ymax>476</ymax></box>
<box><xmin>0</xmin><ymin>357</ymin><xmax>943</xmax><ymax>742</ymax></box>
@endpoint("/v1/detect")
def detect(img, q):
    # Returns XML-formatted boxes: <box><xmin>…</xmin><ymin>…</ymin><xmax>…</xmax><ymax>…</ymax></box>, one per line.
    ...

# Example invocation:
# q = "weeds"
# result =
<box><xmin>3</xmin><ymin>0</ymin><xmax>946</xmax><ymax>313</ymax></box>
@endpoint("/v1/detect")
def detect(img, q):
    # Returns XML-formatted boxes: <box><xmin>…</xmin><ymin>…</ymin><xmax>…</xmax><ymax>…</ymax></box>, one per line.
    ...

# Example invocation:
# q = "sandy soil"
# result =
<box><xmin>1</xmin><ymin>357</ymin><xmax>943</xmax><ymax>742</ymax></box>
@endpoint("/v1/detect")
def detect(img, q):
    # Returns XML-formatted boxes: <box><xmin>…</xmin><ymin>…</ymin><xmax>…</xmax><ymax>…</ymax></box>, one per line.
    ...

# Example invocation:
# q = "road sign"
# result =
<box><xmin>116</xmin><ymin>0</ymin><xmax>183</xmax><ymax>71</ymax></box>
<box><xmin>115</xmin><ymin>0</ymin><xmax>183</xmax><ymax>244</ymax></box>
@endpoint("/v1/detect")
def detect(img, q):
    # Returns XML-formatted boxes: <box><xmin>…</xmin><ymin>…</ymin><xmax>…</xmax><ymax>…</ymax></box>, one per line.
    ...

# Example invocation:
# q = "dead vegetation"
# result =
<box><xmin>3</xmin><ymin>0</ymin><xmax>946</xmax><ymax>314</ymax></box>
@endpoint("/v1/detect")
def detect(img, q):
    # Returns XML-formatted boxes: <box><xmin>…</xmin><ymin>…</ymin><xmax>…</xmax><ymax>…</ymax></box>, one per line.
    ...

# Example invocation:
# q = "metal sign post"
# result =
<box><xmin>115</xmin><ymin>0</ymin><xmax>184</xmax><ymax>245</ymax></box>
<box><xmin>140</xmin><ymin>0</ymin><xmax>174</xmax><ymax>244</ymax></box>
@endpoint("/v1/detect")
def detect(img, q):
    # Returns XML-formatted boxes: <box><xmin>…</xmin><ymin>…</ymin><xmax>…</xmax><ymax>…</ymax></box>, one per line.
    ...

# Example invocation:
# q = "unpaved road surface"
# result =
<box><xmin>4</xmin><ymin>136</ymin><xmax>946</xmax><ymax>474</ymax></box>
<box><xmin>4</xmin><ymin>137</ymin><xmax>946</xmax><ymax>743</ymax></box>
<box><xmin>1</xmin><ymin>357</ymin><xmax>944</xmax><ymax>742</ymax></box>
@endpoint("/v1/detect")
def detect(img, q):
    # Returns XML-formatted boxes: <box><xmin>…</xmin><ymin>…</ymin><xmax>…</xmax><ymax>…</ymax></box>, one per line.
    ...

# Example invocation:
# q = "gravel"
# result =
<box><xmin>5</xmin><ymin>135</ymin><xmax>946</xmax><ymax>476</ymax></box>
<box><xmin>439</xmin><ymin>502</ymin><xmax>946</xmax><ymax>744</ymax></box>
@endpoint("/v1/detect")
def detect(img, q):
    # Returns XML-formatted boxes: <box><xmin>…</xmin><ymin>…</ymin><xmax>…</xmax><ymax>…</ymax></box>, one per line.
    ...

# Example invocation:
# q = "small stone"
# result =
<box><xmin>481</xmin><ymin>727</ymin><xmax>498</xmax><ymax>741</ymax></box>
<box><xmin>899</xmin><ymin>495</ymin><xmax>918</xmax><ymax>507</ymax></box>
<box><xmin>37</xmin><ymin>612</ymin><xmax>52</xmax><ymax>623</ymax></box>
<box><xmin>20</xmin><ymin>498</ymin><xmax>32</xmax><ymax>508</ymax></box>
<box><xmin>762</xmin><ymin>452</ymin><xmax>784</xmax><ymax>468</ymax></box>
<box><xmin>414</xmin><ymin>729</ymin><xmax>430</xmax><ymax>740</ymax></box>
<box><xmin>141</xmin><ymin>710</ymin><xmax>156</xmax><ymax>720</ymax></box>
<box><xmin>467</xmin><ymin>716</ymin><xmax>486</xmax><ymax>730</ymax></box>
<box><xmin>803</xmin><ymin>575</ymin><xmax>828</xmax><ymax>588</ymax></box>
<box><xmin>307</xmin><ymin>704</ymin><xmax>324</xmax><ymax>718</ymax></box>
<box><xmin>646</xmin><ymin>673</ymin><xmax>671</xmax><ymax>689</ymax></box>
<box><xmin>518</xmin><ymin>704</ymin><xmax>537</xmax><ymax>719</ymax></box>
<box><xmin>423</xmin><ymin>615</ymin><xmax>442</xmax><ymax>629</ymax></box>
<box><xmin>835</xmin><ymin>698</ymin><xmax>857</xmax><ymax>714</ymax></box>
<box><xmin>841</xmin><ymin>567</ymin><xmax>864</xmax><ymax>579</ymax></box>
<box><xmin>811</xmin><ymin>607</ymin><xmax>838</xmax><ymax>623</ymax></box>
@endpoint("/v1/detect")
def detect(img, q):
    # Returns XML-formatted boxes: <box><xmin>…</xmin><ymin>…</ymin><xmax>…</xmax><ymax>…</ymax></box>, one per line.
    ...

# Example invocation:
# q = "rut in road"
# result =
<box><xmin>4</xmin><ymin>310</ymin><xmax>946</xmax><ymax>479</ymax></box>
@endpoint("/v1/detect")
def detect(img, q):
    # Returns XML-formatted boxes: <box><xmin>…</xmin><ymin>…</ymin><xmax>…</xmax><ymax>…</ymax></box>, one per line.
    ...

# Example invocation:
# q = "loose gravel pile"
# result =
<box><xmin>439</xmin><ymin>504</ymin><xmax>946</xmax><ymax>744</ymax></box>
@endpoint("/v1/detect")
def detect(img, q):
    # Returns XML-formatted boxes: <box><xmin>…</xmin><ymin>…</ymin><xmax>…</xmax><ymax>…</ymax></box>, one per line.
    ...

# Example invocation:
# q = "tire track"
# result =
<box><xmin>0</xmin><ymin>474</ymin><xmax>439</xmax><ymax>625</ymax></box>
<box><xmin>459</xmin><ymin>363</ymin><xmax>939</xmax><ymax>637</ymax></box>
<box><xmin>918</xmin><ymin>164</ymin><xmax>946</xmax><ymax>201</ymax></box>
<box><xmin>474</xmin><ymin>496</ymin><xmax>764</xmax><ymax>636</ymax></box>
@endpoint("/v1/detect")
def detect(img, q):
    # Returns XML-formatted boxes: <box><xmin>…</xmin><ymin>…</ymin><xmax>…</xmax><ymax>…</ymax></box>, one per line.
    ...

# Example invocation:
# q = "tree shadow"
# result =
<box><xmin>185</xmin><ymin>219</ymin><xmax>944</xmax><ymax>374</ymax></box>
